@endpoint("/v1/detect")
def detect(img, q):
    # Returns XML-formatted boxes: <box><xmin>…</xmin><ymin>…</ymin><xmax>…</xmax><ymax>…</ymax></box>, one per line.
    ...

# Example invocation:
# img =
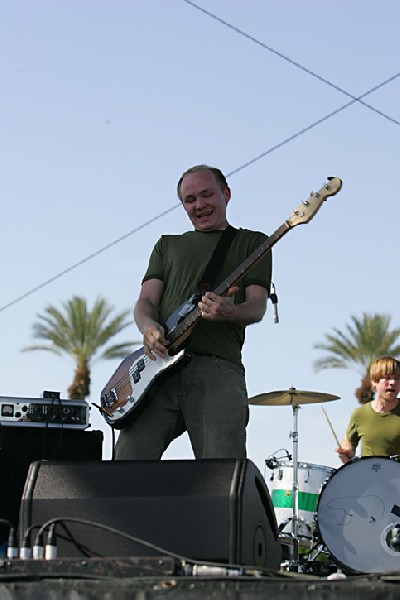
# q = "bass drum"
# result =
<box><xmin>317</xmin><ymin>456</ymin><xmax>400</xmax><ymax>573</ymax></box>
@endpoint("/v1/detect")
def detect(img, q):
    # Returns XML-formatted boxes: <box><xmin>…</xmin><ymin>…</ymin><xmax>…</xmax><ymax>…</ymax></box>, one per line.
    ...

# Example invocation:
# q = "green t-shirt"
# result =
<box><xmin>346</xmin><ymin>401</ymin><xmax>400</xmax><ymax>457</ymax></box>
<box><xmin>142</xmin><ymin>228</ymin><xmax>272</xmax><ymax>365</ymax></box>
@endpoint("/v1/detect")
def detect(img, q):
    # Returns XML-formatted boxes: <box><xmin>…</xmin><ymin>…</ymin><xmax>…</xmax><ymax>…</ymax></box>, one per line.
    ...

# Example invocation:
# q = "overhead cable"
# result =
<box><xmin>182</xmin><ymin>0</ymin><xmax>400</xmax><ymax>127</ymax></box>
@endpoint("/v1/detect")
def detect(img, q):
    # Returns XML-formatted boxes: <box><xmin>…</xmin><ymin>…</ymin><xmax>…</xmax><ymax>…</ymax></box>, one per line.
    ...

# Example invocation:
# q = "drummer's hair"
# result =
<box><xmin>369</xmin><ymin>356</ymin><xmax>400</xmax><ymax>382</ymax></box>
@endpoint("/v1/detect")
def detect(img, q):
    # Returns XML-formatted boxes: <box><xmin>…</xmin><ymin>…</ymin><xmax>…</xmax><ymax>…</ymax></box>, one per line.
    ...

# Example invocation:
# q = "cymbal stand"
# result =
<box><xmin>288</xmin><ymin>390</ymin><xmax>301</xmax><ymax>570</ymax></box>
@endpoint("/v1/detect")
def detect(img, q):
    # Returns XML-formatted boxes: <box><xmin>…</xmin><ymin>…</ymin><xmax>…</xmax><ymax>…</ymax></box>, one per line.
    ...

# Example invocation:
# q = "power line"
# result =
<box><xmin>2</xmin><ymin>69</ymin><xmax>398</xmax><ymax>315</ymax></box>
<box><xmin>182</xmin><ymin>0</ymin><xmax>400</xmax><ymax>127</ymax></box>
<box><xmin>2</xmin><ymin>5</ymin><xmax>399</xmax><ymax>315</ymax></box>
<box><xmin>0</xmin><ymin>205</ymin><xmax>180</xmax><ymax>313</ymax></box>
<box><xmin>227</xmin><ymin>71</ymin><xmax>400</xmax><ymax>176</ymax></box>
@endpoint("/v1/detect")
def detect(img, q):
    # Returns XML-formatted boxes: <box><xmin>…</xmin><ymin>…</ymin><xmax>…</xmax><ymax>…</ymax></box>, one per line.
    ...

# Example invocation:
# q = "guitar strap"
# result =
<box><xmin>196</xmin><ymin>224</ymin><xmax>238</xmax><ymax>297</ymax></box>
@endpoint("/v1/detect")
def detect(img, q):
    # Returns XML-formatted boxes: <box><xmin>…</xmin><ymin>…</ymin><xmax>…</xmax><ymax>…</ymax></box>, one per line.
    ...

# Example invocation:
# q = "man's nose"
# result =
<box><xmin>195</xmin><ymin>196</ymin><xmax>207</xmax><ymax>208</ymax></box>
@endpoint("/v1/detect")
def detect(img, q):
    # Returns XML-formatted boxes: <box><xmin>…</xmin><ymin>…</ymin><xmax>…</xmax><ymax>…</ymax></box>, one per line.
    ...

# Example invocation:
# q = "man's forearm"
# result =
<box><xmin>134</xmin><ymin>298</ymin><xmax>160</xmax><ymax>335</ymax></box>
<box><xmin>228</xmin><ymin>298</ymin><xmax>267</xmax><ymax>326</ymax></box>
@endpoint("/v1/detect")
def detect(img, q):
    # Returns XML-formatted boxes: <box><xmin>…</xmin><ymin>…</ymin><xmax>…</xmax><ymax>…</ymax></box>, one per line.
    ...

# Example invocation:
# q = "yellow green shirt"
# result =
<box><xmin>346</xmin><ymin>401</ymin><xmax>400</xmax><ymax>456</ymax></box>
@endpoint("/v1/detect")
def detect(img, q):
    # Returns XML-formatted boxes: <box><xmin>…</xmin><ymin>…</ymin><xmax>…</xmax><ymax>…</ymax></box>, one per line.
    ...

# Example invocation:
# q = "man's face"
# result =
<box><xmin>180</xmin><ymin>169</ymin><xmax>231</xmax><ymax>231</ymax></box>
<box><xmin>372</xmin><ymin>373</ymin><xmax>400</xmax><ymax>401</ymax></box>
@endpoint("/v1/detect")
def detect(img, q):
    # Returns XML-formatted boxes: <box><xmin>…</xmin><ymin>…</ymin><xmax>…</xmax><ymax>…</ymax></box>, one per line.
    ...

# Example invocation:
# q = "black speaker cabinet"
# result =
<box><xmin>19</xmin><ymin>459</ymin><xmax>281</xmax><ymax>569</ymax></box>
<box><xmin>0</xmin><ymin>427</ymin><xmax>103</xmax><ymax>542</ymax></box>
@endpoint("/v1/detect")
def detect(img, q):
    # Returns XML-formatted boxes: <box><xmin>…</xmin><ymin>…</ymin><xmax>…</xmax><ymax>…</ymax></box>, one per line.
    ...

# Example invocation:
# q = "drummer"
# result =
<box><xmin>337</xmin><ymin>355</ymin><xmax>400</xmax><ymax>464</ymax></box>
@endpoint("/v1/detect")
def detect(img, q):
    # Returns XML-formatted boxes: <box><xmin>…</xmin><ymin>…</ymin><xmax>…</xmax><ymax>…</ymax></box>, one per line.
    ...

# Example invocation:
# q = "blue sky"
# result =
<box><xmin>1</xmin><ymin>0</ymin><xmax>399</xmax><ymax>476</ymax></box>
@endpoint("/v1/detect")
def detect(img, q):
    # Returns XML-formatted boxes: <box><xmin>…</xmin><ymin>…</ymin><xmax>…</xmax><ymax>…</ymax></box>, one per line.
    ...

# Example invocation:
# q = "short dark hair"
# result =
<box><xmin>177</xmin><ymin>164</ymin><xmax>228</xmax><ymax>201</ymax></box>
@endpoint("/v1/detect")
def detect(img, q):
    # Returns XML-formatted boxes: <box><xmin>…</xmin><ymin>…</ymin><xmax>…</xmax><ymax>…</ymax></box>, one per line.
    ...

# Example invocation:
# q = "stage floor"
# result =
<box><xmin>1</xmin><ymin>556</ymin><xmax>400</xmax><ymax>599</ymax></box>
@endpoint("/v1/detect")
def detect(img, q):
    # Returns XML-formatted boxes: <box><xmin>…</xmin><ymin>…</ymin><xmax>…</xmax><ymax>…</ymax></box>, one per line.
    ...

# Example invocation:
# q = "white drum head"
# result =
<box><xmin>317</xmin><ymin>456</ymin><xmax>400</xmax><ymax>573</ymax></box>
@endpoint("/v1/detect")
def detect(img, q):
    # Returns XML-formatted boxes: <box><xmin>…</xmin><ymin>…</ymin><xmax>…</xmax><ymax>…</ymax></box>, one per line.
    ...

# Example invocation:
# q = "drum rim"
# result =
<box><xmin>272</xmin><ymin>460</ymin><xmax>335</xmax><ymax>471</ymax></box>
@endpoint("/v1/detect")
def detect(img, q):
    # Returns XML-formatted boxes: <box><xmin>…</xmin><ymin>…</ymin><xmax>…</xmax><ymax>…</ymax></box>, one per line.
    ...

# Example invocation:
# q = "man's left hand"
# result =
<box><xmin>198</xmin><ymin>287</ymin><xmax>239</xmax><ymax>321</ymax></box>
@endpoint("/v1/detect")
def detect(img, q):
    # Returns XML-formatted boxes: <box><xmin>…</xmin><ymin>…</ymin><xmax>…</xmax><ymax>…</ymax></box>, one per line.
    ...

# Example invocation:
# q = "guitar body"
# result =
<box><xmin>100</xmin><ymin>177</ymin><xmax>343</xmax><ymax>429</ymax></box>
<box><xmin>100</xmin><ymin>295</ymin><xmax>200</xmax><ymax>429</ymax></box>
<box><xmin>100</xmin><ymin>347</ymin><xmax>191</xmax><ymax>429</ymax></box>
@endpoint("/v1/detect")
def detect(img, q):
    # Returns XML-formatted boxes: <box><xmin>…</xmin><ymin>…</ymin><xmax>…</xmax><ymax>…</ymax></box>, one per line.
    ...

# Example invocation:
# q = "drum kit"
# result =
<box><xmin>250</xmin><ymin>387</ymin><xmax>400</xmax><ymax>575</ymax></box>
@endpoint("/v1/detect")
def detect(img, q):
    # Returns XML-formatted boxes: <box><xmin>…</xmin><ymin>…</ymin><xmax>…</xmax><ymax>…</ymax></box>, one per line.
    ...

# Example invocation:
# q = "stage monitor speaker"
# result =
<box><xmin>19</xmin><ymin>459</ymin><xmax>281</xmax><ymax>569</ymax></box>
<box><xmin>0</xmin><ymin>427</ymin><xmax>103</xmax><ymax>541</ymax></box>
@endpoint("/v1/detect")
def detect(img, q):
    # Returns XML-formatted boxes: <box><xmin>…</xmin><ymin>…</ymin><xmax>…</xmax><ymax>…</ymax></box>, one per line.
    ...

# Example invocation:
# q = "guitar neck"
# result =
<box><xmin>168</xmin><ymin>221</ymin><xmax>291</xmax><ymax>349</ymax></box>
<box><xmin>213</xmin><ymin>222</ymin><xmax>290</xmax><ymax>296</ymax></box>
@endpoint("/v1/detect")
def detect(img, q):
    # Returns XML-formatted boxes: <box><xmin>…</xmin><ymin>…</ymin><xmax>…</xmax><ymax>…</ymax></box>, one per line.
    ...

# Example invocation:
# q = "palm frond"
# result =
<box><xmin>23</xmin><ymin>295</ymin><xmax>138</xmax><ymax>399</ymax></box>
<box><xmin>313</xmin><ymin>313</ymin><xmax>400</xmax><ymax>376</ymax></box>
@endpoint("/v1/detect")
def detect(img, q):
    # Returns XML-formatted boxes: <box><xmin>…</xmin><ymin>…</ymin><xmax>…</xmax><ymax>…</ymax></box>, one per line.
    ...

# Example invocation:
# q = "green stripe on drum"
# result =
<box><xmin>272</xmin><ymin>489</ymin><xmax>319</xmax><ymax>512</ymax></box>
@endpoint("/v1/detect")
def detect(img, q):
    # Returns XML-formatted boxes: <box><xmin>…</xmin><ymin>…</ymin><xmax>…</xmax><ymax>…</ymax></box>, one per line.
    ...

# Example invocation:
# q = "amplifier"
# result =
<box><xmin>0</xmin><ymin>396</ymin><xmax>90</xmax><ymax>429</ymax></box>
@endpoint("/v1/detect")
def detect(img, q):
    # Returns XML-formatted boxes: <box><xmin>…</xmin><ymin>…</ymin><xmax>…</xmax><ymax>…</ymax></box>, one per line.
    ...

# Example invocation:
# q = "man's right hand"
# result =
<box><xmin>143</xmin><ymin>323</ymin><xmax>169</xmax><ymax>360</ymax></box>
<box><xmin>336</xmin><ymin>446</ymin><xmax>354</xmax><ymax>464</ymax></box>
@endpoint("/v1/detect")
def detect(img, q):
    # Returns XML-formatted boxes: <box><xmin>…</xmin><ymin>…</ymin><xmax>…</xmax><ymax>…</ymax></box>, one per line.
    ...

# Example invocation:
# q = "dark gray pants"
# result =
<box><xmin>115</xmin><ymin>353</ymin><xmax>249</xmax><ymax>460</ymax></box>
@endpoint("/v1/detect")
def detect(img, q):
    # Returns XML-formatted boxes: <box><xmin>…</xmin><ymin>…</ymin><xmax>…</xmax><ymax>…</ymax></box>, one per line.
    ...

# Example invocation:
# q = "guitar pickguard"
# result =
<box><xmin>101</xmin><ymin>348</ymin><xmax>190</xmax><ymax>429</ymax></box>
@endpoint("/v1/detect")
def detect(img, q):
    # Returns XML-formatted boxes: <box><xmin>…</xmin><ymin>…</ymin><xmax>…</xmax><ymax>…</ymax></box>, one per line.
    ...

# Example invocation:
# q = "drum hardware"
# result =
<box><xmin>265</xmin><ymin>449</ymin><xmax>291</xmax><ymax>473</ymax></box>
<box><xmin>389</xmin><ymin>525</ymin><xmax>400</xmax><ymax>550</ymax></box>
<box><xmin>298</xmin><ymin>554</ymin><xmax>340</xmax><ymax>577</ymax></box>
<box><xmin>279</xmin><ymin>539</ymin><xmax>338</xmax><ymax>575</ymax></box>
<box><xmin>278</xmin><ymin>515</ymin><xmax>313</xmax><ymax>537</ymax></box>
<box><xmin>251</xmin><ymin>387</ymin><xmax>339</xmax><ymax>571</ymax></box>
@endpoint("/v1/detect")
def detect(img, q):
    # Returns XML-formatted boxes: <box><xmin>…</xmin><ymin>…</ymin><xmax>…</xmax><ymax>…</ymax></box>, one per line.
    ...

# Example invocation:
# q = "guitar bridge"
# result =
<box><xmin>103</xmin><ymin>387</ymin><xmax>118</xmax><ymax>408</ymax></box>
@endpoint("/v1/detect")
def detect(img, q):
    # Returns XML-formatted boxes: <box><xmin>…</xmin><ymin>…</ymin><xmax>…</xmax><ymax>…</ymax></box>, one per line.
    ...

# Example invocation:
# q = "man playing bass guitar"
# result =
<box><xmin>115</xmin><ymin>164</ymin><xmax>272</xmax><ymax>460</ymax></box>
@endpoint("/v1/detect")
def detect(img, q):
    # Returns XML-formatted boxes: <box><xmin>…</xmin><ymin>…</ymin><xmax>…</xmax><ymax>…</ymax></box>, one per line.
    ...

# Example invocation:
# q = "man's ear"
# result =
<box><xmin>224</xmin><ymin>186</ymin><xmax>231</xmax><ymax>204</ymax></box>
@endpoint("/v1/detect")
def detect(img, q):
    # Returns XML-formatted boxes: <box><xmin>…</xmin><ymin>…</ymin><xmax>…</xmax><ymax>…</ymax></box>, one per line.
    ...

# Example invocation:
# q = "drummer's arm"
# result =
<box><xmin>337</xmin><ymin>436</ymin><xmax>356</xmax><ymax>464</ymax></box>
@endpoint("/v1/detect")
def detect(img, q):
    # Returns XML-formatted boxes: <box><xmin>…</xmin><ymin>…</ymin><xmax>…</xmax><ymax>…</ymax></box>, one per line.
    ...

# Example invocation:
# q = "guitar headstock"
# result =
<box><xmin>288</xmin><ymin>177</ymin><xmax>342</xmax><ymax>228</ymax></box>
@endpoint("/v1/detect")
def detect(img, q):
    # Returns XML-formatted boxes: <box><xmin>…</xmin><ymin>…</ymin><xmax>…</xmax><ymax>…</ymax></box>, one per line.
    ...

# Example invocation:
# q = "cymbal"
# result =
<box><xmin>249</xmin><ymin>388</ymin><xmax>340</xmax><ymax>406</ymax></box>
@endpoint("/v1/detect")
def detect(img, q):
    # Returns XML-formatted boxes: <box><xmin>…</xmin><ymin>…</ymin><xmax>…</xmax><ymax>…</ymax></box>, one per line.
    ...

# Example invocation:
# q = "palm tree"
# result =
<box><xmin>22</xmin><ymin>296</ymin><xmax>139</xmax><ymax>400</ymax></box>
<box><xmin>313</xmin><ymin>313</ymin><xmax>400</xmax><ymax>403</ymax></box>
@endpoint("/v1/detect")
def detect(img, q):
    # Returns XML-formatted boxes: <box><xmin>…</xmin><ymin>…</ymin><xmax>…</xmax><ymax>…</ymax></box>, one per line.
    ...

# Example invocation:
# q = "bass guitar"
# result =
<box><xmin>100</xmin><ymin>177</ymin><xmax>343</xmax><ymax>428</ymax></box>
